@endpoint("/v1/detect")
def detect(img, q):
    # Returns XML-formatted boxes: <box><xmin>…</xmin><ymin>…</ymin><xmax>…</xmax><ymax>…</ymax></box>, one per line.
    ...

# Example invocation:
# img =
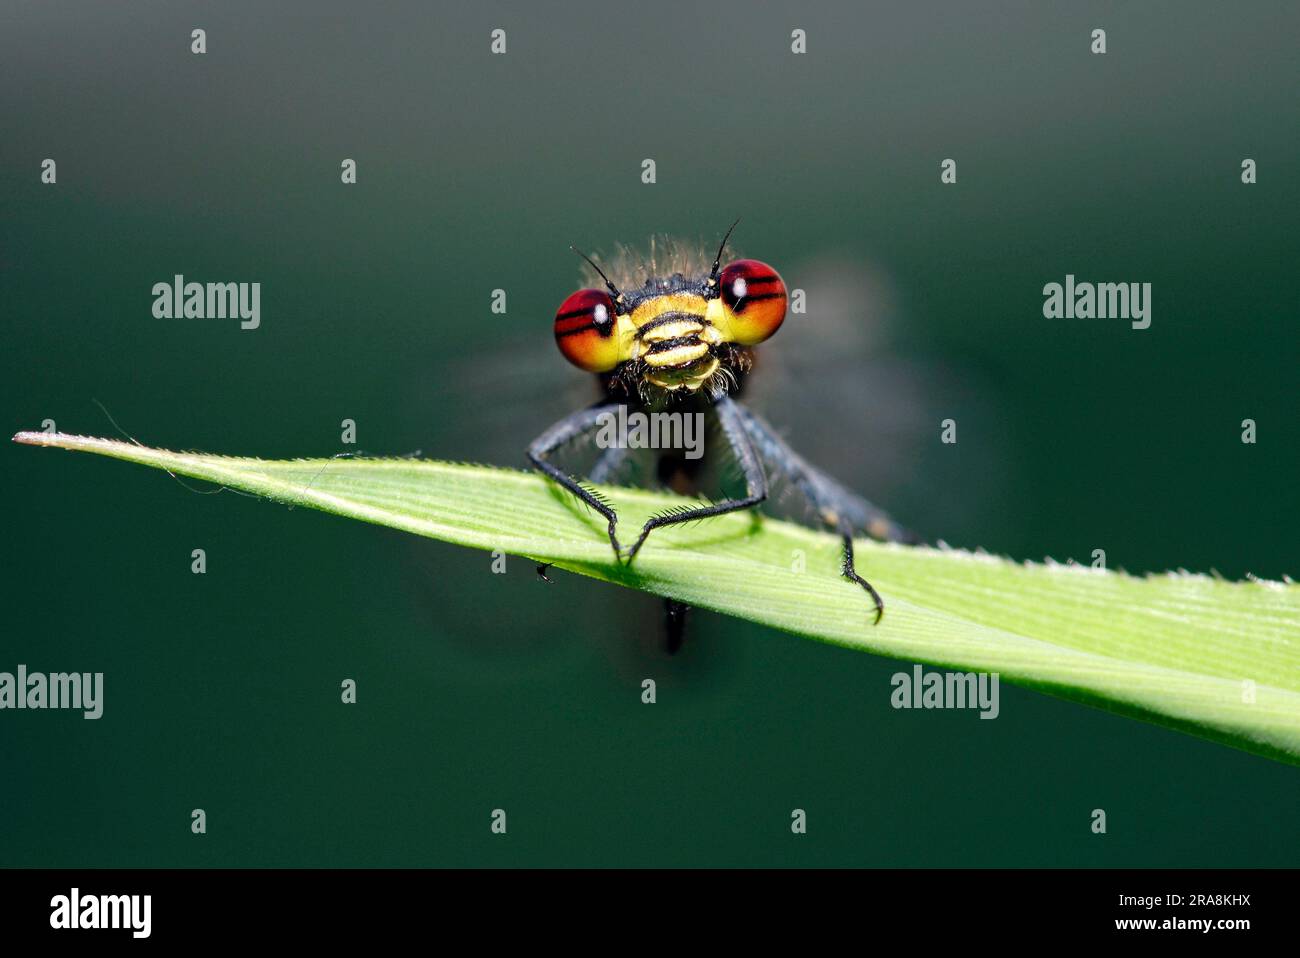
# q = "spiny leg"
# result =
<box><xmin>528</xmin><ymin>401</ymin><xmax>626</xmax><ymax>560</ymax></box>
<box><xmin>535</xmin><ymin>442</ymin><xmax>631</xmax><ymax>582</ymax></box>
<box><xmin>839</xmin><ymin>524</ymin><xmax>884</xmax><ymax>625</ymax></box>
<box><xmin>625</xmin><ymin>393</ymin><xmax>768</xmax><ymax>562</ymax></box>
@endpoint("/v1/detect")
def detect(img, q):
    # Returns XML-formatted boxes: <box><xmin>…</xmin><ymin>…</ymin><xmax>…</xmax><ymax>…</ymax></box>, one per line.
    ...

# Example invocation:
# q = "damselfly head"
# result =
<box><xmin>553</xmin><ymin>223</ymin><xmax>787</xmax><ymax>394</ymax></box>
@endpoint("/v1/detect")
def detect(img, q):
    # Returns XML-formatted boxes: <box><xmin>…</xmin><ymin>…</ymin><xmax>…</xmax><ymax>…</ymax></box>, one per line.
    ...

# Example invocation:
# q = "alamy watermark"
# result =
<box><xmin>1042</xmin><ymin>274</ymin><xmax>1151</xmax><ymax>330</ymax></box>
<box><xmin>594</xmin><ymin>407</ymin><xmax>705</xmax><ymax>460</ymax></box>
<box><xmin>0</xmin><ymin>665</ymin><xmax>102</xmax><ymax>719</ymax></box>
<box><xmin>50</xmin><ymin>888</ymin><xmax>150</xmax><ymax>938</ymax></box>
<box><xmin>891</xmin><ymin>664</ymin><xmax>1000</xmax><ymax>719</ymax></box>
<box><xmin>152</xmin><ymin>274</ymin><xmax>260</xmax><ymax>329</ymax></box>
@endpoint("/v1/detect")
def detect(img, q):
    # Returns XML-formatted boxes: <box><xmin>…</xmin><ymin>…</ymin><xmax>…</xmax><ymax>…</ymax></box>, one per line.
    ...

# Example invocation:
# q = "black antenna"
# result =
<box><xmin>570</xmin><ymin>246</ymin><xmax>623</xmax><ymax>302</ymax></box>
<box><xmin>708</xmin><ymin>217</ymin><xmax>742</xmax><ymax>284</ymax></box>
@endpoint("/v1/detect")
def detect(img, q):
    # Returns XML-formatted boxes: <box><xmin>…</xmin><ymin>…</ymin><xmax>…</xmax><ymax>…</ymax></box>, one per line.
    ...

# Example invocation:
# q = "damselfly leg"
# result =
<box><xmin>527</xmin><ymin>400</ymin><xmax>625</xmax><ymax>560</ymax></box>
<box><xmin>732</xmin><ymin>401</ymin><xmax>919</xmax><ymax>624</ymax></box>
<box><xmin>623</xmin><ymin>393</ymin><xmax>768</xmax><ymax>562</ymax></box>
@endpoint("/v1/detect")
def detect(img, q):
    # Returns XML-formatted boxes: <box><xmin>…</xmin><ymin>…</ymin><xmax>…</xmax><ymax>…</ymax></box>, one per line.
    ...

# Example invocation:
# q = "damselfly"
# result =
<box><xmin>529</xmin><ymin>222</ymin><xmax>918</xmax><ymax>650</ymax></box>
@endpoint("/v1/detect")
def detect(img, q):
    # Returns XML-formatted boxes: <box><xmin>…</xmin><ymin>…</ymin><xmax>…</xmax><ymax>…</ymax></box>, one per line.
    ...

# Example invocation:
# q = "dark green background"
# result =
<box><xmin>3</xmin><ymin>1</ymin><xmax>1296</xmax><ymax>866</ymax></box>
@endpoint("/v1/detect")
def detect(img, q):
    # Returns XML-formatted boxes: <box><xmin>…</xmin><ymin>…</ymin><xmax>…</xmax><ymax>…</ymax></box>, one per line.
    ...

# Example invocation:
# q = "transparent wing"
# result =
<box><xmin>733</xmin><ymin>400</ymin><xmax>918</xmax><ymax>543</ymax></box>
<box><xmin>741</xmin><ymin>250</ymin><xmax>1008</xmax><ymax>543</ymax></box>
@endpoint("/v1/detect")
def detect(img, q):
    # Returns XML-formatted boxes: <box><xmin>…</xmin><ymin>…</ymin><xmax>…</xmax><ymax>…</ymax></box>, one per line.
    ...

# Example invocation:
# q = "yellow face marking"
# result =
<box><xmin>644</xmin><ymin>341</ymin><xmax>711</xmax><ymax>368</ymax></box>
<box><xmin>629</xmin><ymin>292</ymin><xmax>710</xmax><ymax>329</ymax></box>
<box><xmin>593</xmin><ymin>291</ymin><xmax>729</xmax><ymax>390</ymax></box>
<box><xmin>704</xmin><ymin>298</ymin><xmax>731</xmax><ymax>337</ymax></box>
<box><xmin>628</xmin><ymin>292</ymin><xmax>722</xmax><ymax>364</ymax></box>
<box><xmin>641</xmin><ymin>318</ymin><xmax>704</xmax><ymax>344</ymax></box>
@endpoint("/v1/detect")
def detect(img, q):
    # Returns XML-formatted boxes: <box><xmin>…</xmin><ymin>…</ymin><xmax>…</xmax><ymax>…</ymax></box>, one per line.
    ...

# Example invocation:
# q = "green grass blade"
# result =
<box><xmin>14</xmin><ymin>431</ymin><xmax>1300</xmax><ymax>766</ymax></box>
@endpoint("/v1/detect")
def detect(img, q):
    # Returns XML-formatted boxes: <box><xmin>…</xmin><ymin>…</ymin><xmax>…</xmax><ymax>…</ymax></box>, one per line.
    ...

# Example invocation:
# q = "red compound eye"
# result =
<box><xmin>553</xmin><ymin>288</ymin><xmax>622</xmax><ymax>372</ymax></box>
<box><xmin>716</xmin><ymin>259</ymin><xmax>787</xmax><ymax>345</ymax></box>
